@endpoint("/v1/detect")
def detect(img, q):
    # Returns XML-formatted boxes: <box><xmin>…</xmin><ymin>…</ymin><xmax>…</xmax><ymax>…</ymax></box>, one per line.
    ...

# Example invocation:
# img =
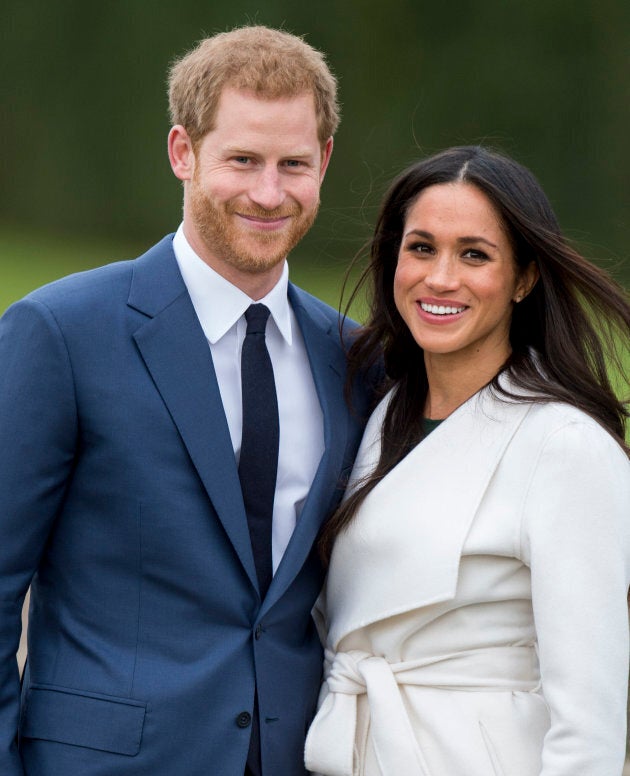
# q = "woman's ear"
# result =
<box><xmin>514</xmin><ymin>261</ymin><xmax>539</xmax><ymax>303</ymax></box>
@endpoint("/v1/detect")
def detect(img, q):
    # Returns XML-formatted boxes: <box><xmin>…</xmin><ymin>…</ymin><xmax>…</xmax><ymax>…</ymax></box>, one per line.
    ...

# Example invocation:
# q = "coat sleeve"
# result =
<box><xmin>0</xmin><ymin>297</ymin><xmax>78</xmax><ymax>774</ymax></box>
<box><xmin>520</xmin><ymin>418</ymin><xmax>630</xmax><ymax>775</ymax></box>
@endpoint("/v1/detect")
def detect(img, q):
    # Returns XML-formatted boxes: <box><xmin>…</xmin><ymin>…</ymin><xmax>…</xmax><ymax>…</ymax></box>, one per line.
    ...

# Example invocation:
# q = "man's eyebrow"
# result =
<box><xmin>222</xmin><ymin>146</ymin><xmax>316</xmax><ymax>158</ymax></box>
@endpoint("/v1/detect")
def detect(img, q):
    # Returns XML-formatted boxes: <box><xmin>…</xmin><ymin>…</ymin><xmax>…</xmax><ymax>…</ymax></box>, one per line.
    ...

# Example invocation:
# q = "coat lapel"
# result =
<box><xmin>325</xmin><ymin>387</ymin><xmax>533</xmax><ymax>648</ymax></box>
<box><xmin>128</xmin><ymin>237</ymin><xmax>257</xmax><ymax>590</ymax></box>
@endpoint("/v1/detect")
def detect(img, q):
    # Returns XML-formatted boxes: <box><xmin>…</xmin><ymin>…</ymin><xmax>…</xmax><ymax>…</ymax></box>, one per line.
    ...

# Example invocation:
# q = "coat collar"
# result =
<box><xmin>323</xmin><ymin>384</ymin><xmax>533</xmax><ymax>648</ymax></box>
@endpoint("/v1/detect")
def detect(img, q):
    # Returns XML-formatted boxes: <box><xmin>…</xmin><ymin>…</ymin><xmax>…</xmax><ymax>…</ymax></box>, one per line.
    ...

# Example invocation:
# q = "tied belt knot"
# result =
<box><xmin>304</xmin><ymin>646</ymin><xmax>540</xmax><ymax>776</ymax></box>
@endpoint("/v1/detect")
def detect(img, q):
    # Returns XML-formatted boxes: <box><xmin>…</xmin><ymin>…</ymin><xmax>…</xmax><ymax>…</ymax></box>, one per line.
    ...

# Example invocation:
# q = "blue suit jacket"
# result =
<box><xmin>0</xmin><ymin>236</ymin><xmax>374</xmax><ymax>775</ymax></box>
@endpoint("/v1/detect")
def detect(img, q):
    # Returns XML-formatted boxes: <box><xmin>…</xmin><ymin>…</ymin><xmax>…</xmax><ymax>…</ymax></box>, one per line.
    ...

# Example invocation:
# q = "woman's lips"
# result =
<box><xmin>416</xmin><ymin>298</ymin><xmax>468</xmax><ymax>323</ymax></box>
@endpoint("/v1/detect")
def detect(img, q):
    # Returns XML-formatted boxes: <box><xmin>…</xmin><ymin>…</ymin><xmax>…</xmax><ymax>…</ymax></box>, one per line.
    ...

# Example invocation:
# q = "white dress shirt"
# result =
<box><xmin>172</xmin><ymin>225</ymin><xmax>325</xmax><ymax>573</ymax></box>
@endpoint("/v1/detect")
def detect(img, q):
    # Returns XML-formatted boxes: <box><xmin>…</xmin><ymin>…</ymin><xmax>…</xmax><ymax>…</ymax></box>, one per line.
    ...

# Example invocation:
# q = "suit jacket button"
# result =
<box><xmin>236</xmin><ymin>711</ymin><xmax>252</xmax><ymax>728</ymax></box>
<box><xmin>254</xmin><ymin>624</ymin><xmax>263</xmax><ymax>639</ymax></box>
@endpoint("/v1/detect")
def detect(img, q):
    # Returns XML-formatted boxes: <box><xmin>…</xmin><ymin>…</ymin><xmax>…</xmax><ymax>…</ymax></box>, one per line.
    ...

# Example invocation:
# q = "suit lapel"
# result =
<box><xmin>262</xmin><ymin>286</ymin><xmax>349</xmax><ymax>612</ymax></box>
<box><xmin>128</xmin><ymin>248</ymin><xmax>353</xmax><ymax>604</ymax></box>
<box><xmin>325</xmin><ymin>388</ymin><xmax>533</xmax><ymax>648</ymax></box>
<box><xmin>128</xmin><ymin>238</ymin><xmax>257</xmax><ymax>590</ymax></box>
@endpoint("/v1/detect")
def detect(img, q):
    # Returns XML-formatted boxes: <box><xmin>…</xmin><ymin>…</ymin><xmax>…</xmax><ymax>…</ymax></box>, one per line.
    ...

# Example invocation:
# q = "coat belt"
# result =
<box><xmin>304</xmin><ymin>645</ymin><xmax>540</xmax><ymax>776</ymax></box>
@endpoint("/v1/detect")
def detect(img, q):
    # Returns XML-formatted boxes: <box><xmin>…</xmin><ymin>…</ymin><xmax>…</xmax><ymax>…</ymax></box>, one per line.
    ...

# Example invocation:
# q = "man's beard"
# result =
<box><xmin>188</xmin><ymin>178</ymin><xmax>319</xmax><ymax>275</ymax></box>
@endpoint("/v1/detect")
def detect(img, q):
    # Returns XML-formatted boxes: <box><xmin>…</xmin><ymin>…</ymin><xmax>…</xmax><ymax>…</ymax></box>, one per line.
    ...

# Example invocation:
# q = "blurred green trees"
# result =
<box><xmin>2</xmin><ymin>0</ymin><xmax>629</xmax><ymax>286</ymax></box>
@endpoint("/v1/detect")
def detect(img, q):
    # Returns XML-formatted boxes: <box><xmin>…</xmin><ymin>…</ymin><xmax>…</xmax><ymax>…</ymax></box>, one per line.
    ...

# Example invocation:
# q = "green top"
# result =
<box><xmin>423</xmin><ymin>418</ymin><xmax>444</xmax><ymax>435</ymax></box>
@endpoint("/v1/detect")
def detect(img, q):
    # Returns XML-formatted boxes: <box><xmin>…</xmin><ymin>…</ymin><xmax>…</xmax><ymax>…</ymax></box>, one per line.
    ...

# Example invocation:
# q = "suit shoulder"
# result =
<box><xmin>288</xmin><ymin>283</ymin><xmax>359</xmax><ymax>334</ymax></box>
<box><xmin>289</xmin><ymin>283</ymin><xmax>344</xmax><ymax>320</ymax></box>
<box><xmin>16</xmin><ymin>235</ymin><xmax>175</xmax><ymax>318</ymax></box>
<box><xmin>24</xmin><ymin>258</ymin><xmax>135</xmax><ymax>311</ymax></box>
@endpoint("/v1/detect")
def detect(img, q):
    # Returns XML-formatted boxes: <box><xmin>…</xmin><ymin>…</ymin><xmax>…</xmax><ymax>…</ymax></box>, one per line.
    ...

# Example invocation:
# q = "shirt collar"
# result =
<box><xmin>172</xmin><ymin>225</ymin><xmax>293</xmax><ymax>345</ymax></box>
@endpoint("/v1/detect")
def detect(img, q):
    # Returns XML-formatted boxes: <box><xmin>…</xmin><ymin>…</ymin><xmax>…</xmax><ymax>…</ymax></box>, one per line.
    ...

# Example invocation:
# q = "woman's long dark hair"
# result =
<box><xmin>320</xmin><ymin>145</ymin><xmax>630</xmax><ymax>563</ymax></box>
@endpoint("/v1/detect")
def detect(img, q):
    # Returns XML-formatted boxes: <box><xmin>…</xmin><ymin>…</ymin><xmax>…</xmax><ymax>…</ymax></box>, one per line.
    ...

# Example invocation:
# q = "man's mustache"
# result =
<box><xmin>225</xmin><ymin>202</ymin><xmax>301</xmax><ymax>219</ymax></box>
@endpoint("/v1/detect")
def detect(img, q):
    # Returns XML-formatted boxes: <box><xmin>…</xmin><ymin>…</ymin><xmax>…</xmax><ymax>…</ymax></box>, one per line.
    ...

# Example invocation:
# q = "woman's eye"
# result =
<box><xmin>463</xmin><ymin>249</ymin><xmax>489</xmax><ymax>261</ymax></box>
<box><xmin>407</xmin><ymin>242</ymin><xmax>433</xmax><ymax>254</ymax></box>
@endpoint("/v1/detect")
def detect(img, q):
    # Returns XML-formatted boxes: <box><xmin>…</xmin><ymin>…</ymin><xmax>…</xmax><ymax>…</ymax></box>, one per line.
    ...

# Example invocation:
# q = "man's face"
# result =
<box><xmin>179</xmin><ymin>87</ymin><xmax>332</xmax><ymax>294</ymax></box>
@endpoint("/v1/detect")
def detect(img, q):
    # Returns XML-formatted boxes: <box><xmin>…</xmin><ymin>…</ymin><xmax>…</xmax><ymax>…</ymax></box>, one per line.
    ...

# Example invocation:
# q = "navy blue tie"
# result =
<box><xmin>239</xmin><ymin>304</ymin><xmax>279</xmax><ymax>599</ymax></box>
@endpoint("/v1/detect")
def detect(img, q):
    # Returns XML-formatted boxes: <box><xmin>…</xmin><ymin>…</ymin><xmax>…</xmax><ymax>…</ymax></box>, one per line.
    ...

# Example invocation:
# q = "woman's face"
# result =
<box><xmin>393</xmin><ymin>182</ymin><xmax>536</xmax><ymax>370</ymax></box>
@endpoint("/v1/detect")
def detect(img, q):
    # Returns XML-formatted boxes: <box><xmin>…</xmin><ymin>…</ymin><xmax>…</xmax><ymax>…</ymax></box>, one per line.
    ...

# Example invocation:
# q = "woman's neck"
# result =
<box><xmin>423</xmin><ymin>347</ymin><xmax>509</xmax><ymax>419</ymax></box>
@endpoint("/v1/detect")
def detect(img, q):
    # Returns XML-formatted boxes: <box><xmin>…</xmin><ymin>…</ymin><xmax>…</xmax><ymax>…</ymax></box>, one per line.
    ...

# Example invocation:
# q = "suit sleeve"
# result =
<box><xmin>0</xmin><ymin>297</ymin><xmax>78</xmax><ymax>774</ymax></box>
<box><xmin>521</xmin><ymin>419</ymin><xmax>630</xmax><ymax>776</ymax></box>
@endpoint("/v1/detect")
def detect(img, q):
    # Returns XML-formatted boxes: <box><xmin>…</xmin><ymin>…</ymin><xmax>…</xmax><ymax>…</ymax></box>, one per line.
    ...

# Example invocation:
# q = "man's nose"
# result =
<box><xmin>248</xmin><ymin>166</ymin><xmax>286</xmax><ymax>211</ymax></box>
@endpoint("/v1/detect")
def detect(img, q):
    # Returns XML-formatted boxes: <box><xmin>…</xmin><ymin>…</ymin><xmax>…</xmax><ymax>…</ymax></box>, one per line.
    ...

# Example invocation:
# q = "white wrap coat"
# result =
<box><xmin>305</xmin><ymin>386</ymin><xmax>630</xmax><ymax>776</ymax></box>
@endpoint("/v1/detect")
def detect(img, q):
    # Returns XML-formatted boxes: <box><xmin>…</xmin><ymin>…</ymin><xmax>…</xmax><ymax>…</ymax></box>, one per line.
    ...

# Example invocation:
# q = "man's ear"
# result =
<box><xmin>319</xmin><ymin>137</ymin><xmax>334</xmax><ymax>182</ymax></box>
<box><xmin>168</xmin><ymin>125</ymin><xmax>195</xmax><ymax>181</ymax></box>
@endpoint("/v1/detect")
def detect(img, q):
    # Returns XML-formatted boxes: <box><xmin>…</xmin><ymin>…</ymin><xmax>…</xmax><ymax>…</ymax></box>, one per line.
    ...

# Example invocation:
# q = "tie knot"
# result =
<box><xmin>245</xmin><ymin>303</ymin><xmax>271</xmax><ymax>335</ymax></box>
